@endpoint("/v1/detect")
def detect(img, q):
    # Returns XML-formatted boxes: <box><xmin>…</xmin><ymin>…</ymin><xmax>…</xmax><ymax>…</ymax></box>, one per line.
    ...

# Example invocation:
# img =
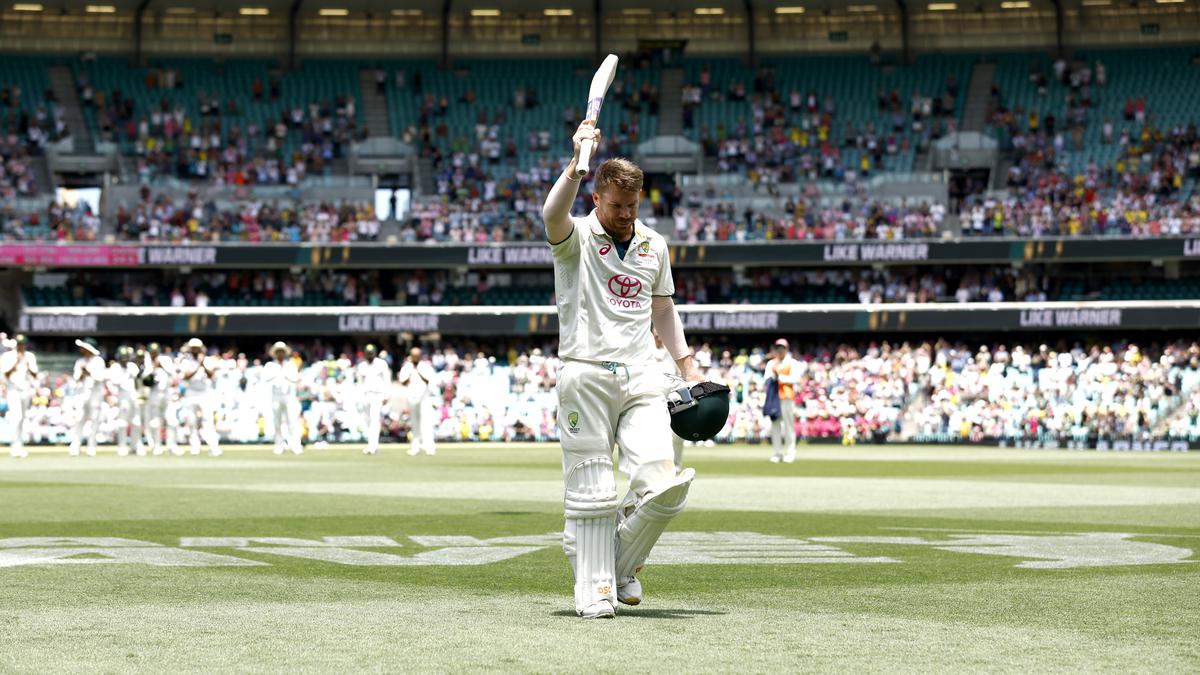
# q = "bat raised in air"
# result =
<box><xmin>575</xmin><ymin>53</ymin><xmax>619</xmax><ymax>178</ymax></box>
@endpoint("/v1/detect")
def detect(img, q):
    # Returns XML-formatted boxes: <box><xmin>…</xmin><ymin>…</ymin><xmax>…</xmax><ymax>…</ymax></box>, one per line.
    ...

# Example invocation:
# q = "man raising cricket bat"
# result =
<box><xmin>542</xmin><ymin>57</ymin><xmax>704</xmax><ymax>619</ymax></box>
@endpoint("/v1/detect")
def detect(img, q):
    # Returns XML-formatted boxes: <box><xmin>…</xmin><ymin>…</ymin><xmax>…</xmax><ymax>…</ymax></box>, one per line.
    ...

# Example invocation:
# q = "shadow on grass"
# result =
<box><xmin>551</xmin><ymin>608</ymin><xmax>726</xmax><ymax>619</ymax></box>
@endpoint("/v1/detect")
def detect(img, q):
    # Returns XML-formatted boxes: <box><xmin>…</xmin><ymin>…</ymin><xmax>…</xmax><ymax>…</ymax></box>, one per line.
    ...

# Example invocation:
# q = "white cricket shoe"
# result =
<box><xmin>425</xmin><ymin>448</ymin><xmax>436</xmax><ymax>456</ymax></box>
<box><xmin>363</xmin><ymin>447</ymin><xmax>377</xmax><ymax>455</ymax></box>
<box><xmin>85</xmin><ymin>447</ymin><xmax>96</xmax><ymax>457</ymax></box>
<box><xmin>152</xmin><ymin>447</ymin><xmax>164</xmax><ymax>456</ymax></box>
<box><xmin>210</xmin><ymin>448</ymin><xmax>222</xmax><ymax>457</ymax></box>
<box><xmin>291</xmin><ymin>447</ymin><xmax>303</xmax><ymax>455</ymax></box>
<box><xmin>273</xmin><ymin>446</ymin><xmax>285</xmax><ymax>455</ymax></box>
<box><xmin>135</xmin><ymin>446</ymin><xmax>147</xmax><ymax>457</ymax></box>
<box><xmin>617</xmin><ymin>577</ymin><xmax>642</xmax><ymax>606</ymax></box>
<box><xmin>11</xmin><ymin>450</ymin><xmax>28</xmax><ymax>459</ymax></box>
<box><xmin>783</xmin><ymin>452</ymin><xmax>796</xmax><ymax>464</ymax></box>
<box><xmin>579</xmin><ymin>599</ymin><xmax>616</xmax><ymax>619</ymax></box>
<box><xmin>69</xmin><ymin>445</ymin><xmax>80</xmax><ymax>457</ymax></box>
<box><xmin>406</xmin><ymin>446</ymin><xmax>421</xmax><ymax>456</ymax></box>
<box><xmin>769</xmin><ymin>455</ymin><xmax>782</xmax><ymax>464</ymax></box>
<box><xmin>169</xmin><ymin>447</ymin><xmax>184</xmax><ymax>457</ymax></box>
<box><xmin>117</xmin><ymin>447</ymin><xmax>129</xmax><ymax>457</ymax></box>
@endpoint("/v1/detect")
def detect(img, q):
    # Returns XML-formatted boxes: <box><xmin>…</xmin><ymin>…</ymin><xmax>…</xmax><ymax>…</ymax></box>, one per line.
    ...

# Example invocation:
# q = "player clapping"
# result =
<box><xmin>108</xmin><ymin>346</ymin><xmax>145</xmax><ymax>457</ymax></box>
<box><xmin>399</xmin><ymin>347</ymin><xmax>437</xmax><ymax>456</ymax></box>
<box><xmin>356</xmin><ymin>344</ymin><xmax>391</xmax><ymax>455</ymax></box>
<box><xmin>178</xmin><ymin>338</ymin><xmax>222</xmax><ymax>457</ymax></box>
<box><xmin>69</xmin><ymin>339</ymin><xmax>106</xmax><ymax>457</ymax></box>
<box><xmin>1</xmin><ymin>334</ymin><xmax>38</xmax><ymax>458</ymax></box>
<box><xmin>264</xmin><ymin>342</ymin><xmax>303</xmax><ymax>455</ymax></box>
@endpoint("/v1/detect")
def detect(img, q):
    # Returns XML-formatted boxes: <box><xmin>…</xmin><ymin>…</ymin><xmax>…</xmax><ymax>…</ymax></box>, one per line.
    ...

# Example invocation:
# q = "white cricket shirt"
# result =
<box><xmin>107</xmin><ymin>362</ymin><xmax>139</xmax><ymax>396</ymax></box>
<box><xmin>356</xmin><ymin>358</ymin><xmax>392</xmax><ymax>395</ymax></box>
<box><xmin>551</xmin><ymin>210</ymin><xmax>674</xmax><ymax>365</ymax></box>
<box><xmin>0</xmin><ymin>350</ymin><xmax>37</xmax><ymax>391</ymax></box>
<box><xmin>179</xmin><ymin>354</ymin><xmax>213</xmax><ymax>395</ymax></box>
<box><xmin>263</xmin><ymin>359</ymin><xmax>300</xmax><ymax>398</ymax></box>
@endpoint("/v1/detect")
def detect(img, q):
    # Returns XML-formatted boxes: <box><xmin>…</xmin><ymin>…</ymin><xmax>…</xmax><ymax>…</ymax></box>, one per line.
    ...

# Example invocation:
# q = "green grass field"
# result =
<box><xmin>1</xmin><ymin>443</ymin><xmax>1198</xmax><ymax>673</ymax></box>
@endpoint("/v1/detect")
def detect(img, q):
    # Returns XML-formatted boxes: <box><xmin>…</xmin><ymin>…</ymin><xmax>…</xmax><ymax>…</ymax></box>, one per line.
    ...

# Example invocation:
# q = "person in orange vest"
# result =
<box><xmin>764</xmin><ymin>338</ymin><xmax>799</xmax><ymax>463</ymax></box>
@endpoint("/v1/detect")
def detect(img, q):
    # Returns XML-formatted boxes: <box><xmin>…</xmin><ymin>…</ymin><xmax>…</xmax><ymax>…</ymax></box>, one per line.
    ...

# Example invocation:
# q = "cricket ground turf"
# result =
<box><xmin>1</xmin><ymin>443</ymin><xmax>1197</xmax><ymax>673</ymax></box>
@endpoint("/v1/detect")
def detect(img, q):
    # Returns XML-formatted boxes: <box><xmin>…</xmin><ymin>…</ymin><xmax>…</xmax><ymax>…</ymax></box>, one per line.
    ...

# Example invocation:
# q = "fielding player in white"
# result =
<box><xmin>178</xmin><ymin>338</ymin><xmax>222</xmax><ymax>457</ymax></box>
<box><xmin>69</xmin><ymin>338</ymin><xmax>106</xmax><ymax>457</ymax></box>
<box><xmin>1</xmin><ymin>334</ymin><xmax>37</xmax><ymax>458</ymax></box>
<box><xmin>141</xmin><ymin>342</ymin><xmax>181</xmax><ymax>456</ymax></box>
<box><xmin>399</xmin><ymin>347</ymin><xmax>437</xmax><ymax>456</ymax></box>
<box><xmin>356</xmin><ymin>344</ymin><xmax>391</xmax><ymax>455</ymax></box>
<box><xmin>109</xmin><ymin>346</ymin><xmax>145</xmax><ymax>456</ymax></box>
<box><xmin>264</xmin><ymin>341</ymin><xmax>303</xmax><ymax>455</ymax></box>
<box><xmin>765</xmin><ymin>338</ymin><xmax>799</xmax><ymax>463</ymax></box>
<box><xmin>651</xmin><ymin>327</ymin><xmax>686</xmax><ymax>473</ymax></box>
<box><xmin>543</xmin><ymin>120</ymin><xmax>703</xmax><ymax>619</ymax></box>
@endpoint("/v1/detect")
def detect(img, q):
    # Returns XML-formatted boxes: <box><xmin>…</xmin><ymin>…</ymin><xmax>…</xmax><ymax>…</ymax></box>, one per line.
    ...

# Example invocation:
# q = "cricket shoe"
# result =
<box><xmin>152</xmin><ymin>447</ymin><xmax>164</xmax><ymax>456</ymax></box>
<box><xmin>273</xmin><ymin>446</ymin><xmax>285</xmax><ymax>455</ymax></box>
<box><xmin>291</xmin><ymin>447</ymin><xmax>303</xmax><ymax>455</ymax></box>
<box><xmin>69</xmin><ymin>446</ymin><xmax>80</xmax><ymax>457</ymax></box>
<box><xmin>117</xmin><ymin>447</ymin><xmax>129</xmax><ymax>457</ymax></box>
<box><xmin>783</xmin><ymin>452</ymin><xmax>796</xmax><ymax>464</ymax></box>
<box><xmin>135</xmin><ymin>446</ymin><xmax>148</xmax><ymax>457</ymax></box>
<box><xmin>579</xmin><ymin>599</ymin><xmax>616</xmax><ymax>619</ymax></box>
<box><xmin>769</xmin><ymin>455</ymin><xmax>782</xmax><ymax>464</ymax></box>
<box><xmin>10</xmin><ymin>449</ymin><xmax>28</xmax><ymax>459</ymax></box>
<box><xmin>210</xmin><ymin>449</ymin><xmax>223</xmax><ymax>457</ymax></box>
<box><xmin>363</xmin><ymin>447</ymin><xmax>378</xmax><ymax>455</ymax></box>
<box><xmin>406</xmin><ymin>447</ymin><xmax>421</xmax><ymax>456</ymax></box>
<box><xmin>169</xmin><ymin>447</ymin><xmax>184</xmax><ymax>457</ymax></box>
<box><xmin>617</xmin><ymin>576</ymin><xmax>642</xmax><ymax>606</ymax></box>
<box><xmin>85</xmin><ymin>447</ymin><xmax>96</xmax><ymax>457</ymax></box>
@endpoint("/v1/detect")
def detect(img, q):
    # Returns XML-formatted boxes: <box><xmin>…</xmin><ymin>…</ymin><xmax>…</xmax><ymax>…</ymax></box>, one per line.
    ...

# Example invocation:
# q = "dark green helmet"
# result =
<box><xmin>667</xmin><ymin>381</ymin><xmax>731</xmax><ymax>442</ymax></box>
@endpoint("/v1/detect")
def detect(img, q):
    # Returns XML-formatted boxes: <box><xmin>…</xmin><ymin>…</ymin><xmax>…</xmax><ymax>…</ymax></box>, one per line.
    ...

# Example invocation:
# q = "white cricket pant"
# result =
<box><xmin>180</xmin><ymin>393</ymin><xmax>219</xmax><ymax>453</ymax></box>
<box><xmin>672</xmin><ymin>433</ymin><xmax>684</xmax><ymax>473</ymax></box>
<box><xmin>361</xmin><ymin>395</ymin><xmax>383</xmax><ymax>450</ymax></box>
<box><xmin>408</xmin><ymin>398</ymin><xmax>435</xmax><ymax>453</ymax></box>
<box><xmin>142</xmin><ymin>393</ymin><xmax>178</xmax><ymax>453</ymax></box>
<box><xmin>116</xmin><ymin>394</ymin><xmax>142</xmax><ymax>453</ymax></box>
<box><xmin>6</xmin><ymin>389</ymin><xmax>31</xmax><ymax>455</ymax></box>
<box><xmin>557</xmin><ymin>360</ymin><xmax>676</xmax><ymax>594</ymax></box>
<box><xmin>271</xmin><ymin>395</ymin><xmax>302</xmax><ymax>453</ymax></box>
<box><xmin>70</xmin><ymin>392</ymin><xmax>104</xmax><ymax>454</ymax></box>
<box><xmin>771</xmin><ymin>397</ymin><xmax>796</xmax><ymax>458</ymax></box>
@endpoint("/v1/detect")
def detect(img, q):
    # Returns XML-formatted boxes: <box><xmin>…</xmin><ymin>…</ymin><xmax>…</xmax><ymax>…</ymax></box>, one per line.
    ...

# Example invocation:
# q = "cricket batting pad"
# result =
<box><xmin>563</xmin><ymin>455</ymin><xmax>619</xmax><ymax>613</ymax></box>
<box><xmin>616</xmin><ymin>468</ymin><xmax>695</xmax><ymax>579</ymax></box>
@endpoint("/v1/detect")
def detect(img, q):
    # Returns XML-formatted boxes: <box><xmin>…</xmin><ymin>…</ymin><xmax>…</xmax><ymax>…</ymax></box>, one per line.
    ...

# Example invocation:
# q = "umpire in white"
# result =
<box><xmin>543</xmin><ymin>120</ymin><xmax>703</xmax><ymax>619</ymax></box>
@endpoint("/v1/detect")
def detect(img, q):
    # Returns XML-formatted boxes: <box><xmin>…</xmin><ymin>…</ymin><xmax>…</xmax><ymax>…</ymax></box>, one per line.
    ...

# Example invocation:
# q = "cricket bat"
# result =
<box><xmin>575</xmin><ymin>54</ymin><xmax>620</xmax><ymax>178</ymax></box>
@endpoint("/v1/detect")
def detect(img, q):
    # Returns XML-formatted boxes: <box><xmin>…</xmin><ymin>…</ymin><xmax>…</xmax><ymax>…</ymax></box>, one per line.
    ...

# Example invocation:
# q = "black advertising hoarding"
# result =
<box><xmin>18</xmin><ymin>304</ymin><xmax>1200</xmax><ymax>336</ymax></box>
<box><xmin>4</xmin><ymin>237</ymin><xmax>1200</xmax><ymax>269</ymax></box>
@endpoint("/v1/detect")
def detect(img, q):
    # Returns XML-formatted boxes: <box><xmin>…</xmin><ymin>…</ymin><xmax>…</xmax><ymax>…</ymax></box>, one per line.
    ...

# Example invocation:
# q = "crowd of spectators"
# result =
<box><xmin>6</xmin><ymin>337</ymin><xmax>1198</xmax><ymax>447</ymax></box>
<box><xmin>109</xmin><ymin>189</ymin><xmax>379</xmax><ymax>242</ymax></box>
<box><xmin>78</xmin><ymin>65</ymin><xmax>362</xmax><ymax>185</ymax></box>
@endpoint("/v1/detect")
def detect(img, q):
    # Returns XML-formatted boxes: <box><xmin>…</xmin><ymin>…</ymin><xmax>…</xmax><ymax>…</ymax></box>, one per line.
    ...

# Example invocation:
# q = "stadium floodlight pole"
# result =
<box><xmin>743</xmin><ymin>0</ymin><xmax>756</xmax><ymax>70</ymax></box>
<box><xmin>893</xmin><ymin>0</ymin><xmax>911</xmax><ymax>66</ymax></box>
<box><xmin>1050</xmin><ymin>0</ymin><xmax>1064</xmax><ymax>59</ymax></box>
<box><xmin>133</xmin><ymin>0</ymin><xmax>150</xmax><ymax>68</ymax></box>
<box><xmin>594</xmin><ymin>0</ymin><xmax>602</xmax><ymax>66</ymax></box>
<box><xmin>441</xmin><ymin>0</ymin><xmax>451</xmax><ymax>68</ymax></box>
<box><xmin>289</xmin><ymin>0</ymin><xmax>303</xmax><ymax>70</ymax></box>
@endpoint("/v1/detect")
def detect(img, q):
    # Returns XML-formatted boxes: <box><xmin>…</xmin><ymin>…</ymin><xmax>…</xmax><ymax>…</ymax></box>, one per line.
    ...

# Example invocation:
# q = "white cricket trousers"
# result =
<box><xmin>142</xmin><ymin>393</ymin><xmax>178</xmax><ymax>454</ymax></box>
<box><xmin>6</xmin><ymin>389</ymin><xmax>31</xmax><ymax>456</ymax></box>
<box><xmin>271</xmin><ymin>396</ymin><xmax>302</xmax><ymax>454</ymax></box>
<box><xmin>115</xmin><ymin>394</ymin><xmax>142</xmax><ymax>454</ymax></box>
<box><xmin>70</xmin><ymin>392</ymin><xmax>104</xmax><ymax>455</ymax></box>
<box><xmin>407</xmin><ymin>398</ymin><xmax>435</xmax><ymax>454</ymax></box>
<box><xmin>557</xmin><ymin>360</ymin><xmax>676</xmax><ymax>520</ymax></box>
<box><xmin>180</xmin><ymin>393</ymin><xmax>220</xmax><ymax>454</ymax></box>
<box><xmin>771</xmin><ymin>397</ymin><xmax>797</xmax><ymax>459</ymax></box>
<box><xmin>361</xmin><ymin>395</ymin><xmax>383</xmax><ymax>451</ymax></box>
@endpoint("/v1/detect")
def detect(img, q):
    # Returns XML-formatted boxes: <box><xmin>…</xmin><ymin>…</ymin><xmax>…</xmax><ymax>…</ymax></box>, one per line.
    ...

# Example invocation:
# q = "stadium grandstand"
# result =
<box><xmin>4</xmin><ymin>0</ymin><xmax>1200</xmax><ymax>454</ymax></box>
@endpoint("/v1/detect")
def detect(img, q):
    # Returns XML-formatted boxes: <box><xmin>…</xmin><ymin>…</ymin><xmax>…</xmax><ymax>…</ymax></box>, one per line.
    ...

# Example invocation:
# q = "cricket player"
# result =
<box><xmin>1</xmin><ymin>334</ymin><xmax>37</xmax><ymax>458</ymax></box>
<box><xmin>263</xmin><ymin>342</ymin><xmax>303</xmax><ymax>455</ymax></box>
<box><xmin>542</xmin><ymin>120</ymin><xmax>703</xmax><ymax>619</ymax></box>
<box><xmin>69</xmin><ymin>338</ymin><xmax>106</xmax><ymax>457</ymax></box>
<box><xmin>651</xmin><ymin>327</ymin><xmax>686</xmax><ymax>473</ymax></box>
<box><xmin>356</xmin><ymin>344</ymin><xmax>391</xmax><ymax>455</ymax></box>
<box><xmin>178</xmin><ymin>338</ymin><xmax>222</xmax><ymax>457</ymax></box>
<box><xmin>765</xmin><ymin>339</ymin><xmax>799</xmax><ymax>463</ymax></box>
<box><xmin>141</xmin><ymin>342</ymin><xmax>180</xmax><ymax>456</ymax></box>
<box><xmin>398</xmin><ymin>347</ymin><xmax>436</xmax><ymax>456</ymax></box>
<box><xmin>108</xmin><ymin>346</ymin><xmax>145</xmax><ymax>456</ymax></box>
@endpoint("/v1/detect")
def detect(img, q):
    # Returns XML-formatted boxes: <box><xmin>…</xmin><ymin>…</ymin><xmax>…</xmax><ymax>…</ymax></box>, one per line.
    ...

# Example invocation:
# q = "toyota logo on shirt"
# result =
<box><xmin>608</xmin><ymin>274</ymin><xmax>642</xmax><ymax>298</ymax></box>
<box><xmin>606</xmin><ymin>274</ymin><xmax>644</xmax><ymax>309</ymax></box>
